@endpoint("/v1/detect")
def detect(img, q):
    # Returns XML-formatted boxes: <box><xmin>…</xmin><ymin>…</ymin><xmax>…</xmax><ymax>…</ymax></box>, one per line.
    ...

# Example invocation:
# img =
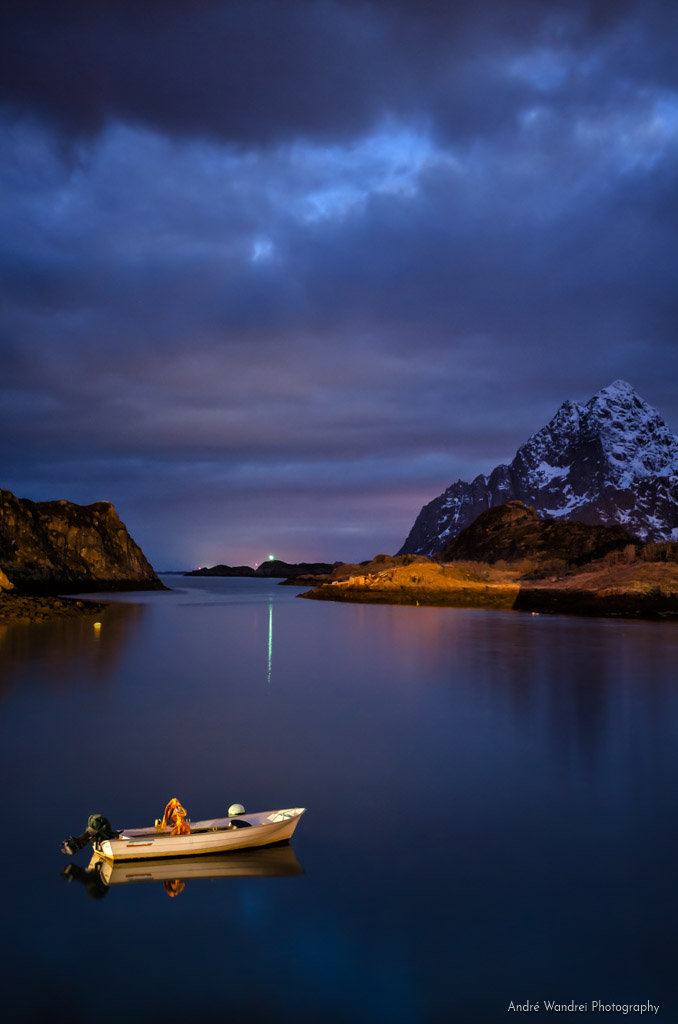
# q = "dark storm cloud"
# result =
<box><xmin>2</xmin><ymin>0</ymin><xmax>395</xmax><ymax>144</ymax></box>
<box><xmin>3</xmin><ymin>1</ymin><xmax>677</xmax><ymax>147</ymax></box>
<box><xmin>1</xmin><ymin>0</ymin><xmax>677</xmax><ymax>565</ymax></box>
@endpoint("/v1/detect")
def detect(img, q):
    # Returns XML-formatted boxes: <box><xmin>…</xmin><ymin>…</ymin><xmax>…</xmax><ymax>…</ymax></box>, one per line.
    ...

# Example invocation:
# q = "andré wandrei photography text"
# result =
<box><xmin>507</xmin><ymin>1002</ymin><xmax>660</xmax><ymax>1015</ymax></box>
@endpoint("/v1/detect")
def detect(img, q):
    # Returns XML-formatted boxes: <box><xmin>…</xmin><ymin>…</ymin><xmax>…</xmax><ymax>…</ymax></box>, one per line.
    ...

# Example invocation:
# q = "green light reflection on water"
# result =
<box><xmin>267</xmin><ymin>602</ymin><xmax>273</xmax><ymax>685</ymax></box>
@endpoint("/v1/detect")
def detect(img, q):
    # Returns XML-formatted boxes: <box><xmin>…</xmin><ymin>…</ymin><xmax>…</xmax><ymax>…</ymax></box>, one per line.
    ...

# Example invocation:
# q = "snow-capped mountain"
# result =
<box><xmin>399</xmin><ymin>381</ymin><xmax>678</xmax><ymax>556</ymax></box>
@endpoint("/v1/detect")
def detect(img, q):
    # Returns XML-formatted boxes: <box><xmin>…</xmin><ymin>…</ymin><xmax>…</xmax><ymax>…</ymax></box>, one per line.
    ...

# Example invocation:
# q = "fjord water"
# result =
<box><xmin>2</xmin><ymin>577</ymin><xmax>677</xmax><ymax>1023</ymax></box>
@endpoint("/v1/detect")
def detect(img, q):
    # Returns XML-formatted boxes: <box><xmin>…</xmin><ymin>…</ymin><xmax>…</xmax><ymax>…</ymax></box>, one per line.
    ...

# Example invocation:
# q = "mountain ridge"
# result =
<box><xmin>399</xmin><ymin>381</ymin><xmax>678</xmax><ymax>556</ymax></box>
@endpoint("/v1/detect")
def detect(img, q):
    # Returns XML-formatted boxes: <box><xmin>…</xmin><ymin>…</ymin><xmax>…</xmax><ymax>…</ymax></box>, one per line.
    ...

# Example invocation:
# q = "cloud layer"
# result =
<box><xmin>1</xmin><ymin>0</ymin><xmax>677</xmax><ymax>566</ymax></box>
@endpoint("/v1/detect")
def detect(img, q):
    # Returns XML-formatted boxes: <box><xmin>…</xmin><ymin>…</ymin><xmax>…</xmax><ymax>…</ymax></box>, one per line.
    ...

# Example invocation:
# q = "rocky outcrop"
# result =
<box><xmin>0</xmin><ymin>488</ymin><xmax>163</xmax><ymax>592</ymax></box>
<box><xmin>255</xmin><ymin>559</ymin><xmax>342</xmax><ymax>579</ymax></box>
<box><xmin>400</xmin><ymin>381</ymin><xmax>678</xmax><ymax>555</ymax></box>
<box><xmin>300</xmin><ymin>562</ymin><xmax>519</xmax><ymax>609</ymax></box>
<box><xmin>300</xmin><ymin>559</ymin><xmax>678</xmax><ymax>619</ymax></box>
<box><xmin>441</xmin><ymin>501</ymin><xmax>633</xmax><ymax>567</ymax></box>
<box><xmin>285</xmin><ymin>553</ymin><xmax>432</xmax><ymax>586</ymax></box>
<box><xmin>300</xmin><ymin>535</ymin><xmax>678</xmax><ymax>619</ymax></box>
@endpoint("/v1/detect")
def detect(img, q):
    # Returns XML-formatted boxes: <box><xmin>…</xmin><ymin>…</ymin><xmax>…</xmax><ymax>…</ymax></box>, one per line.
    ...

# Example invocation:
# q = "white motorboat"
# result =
<box><xmin>98</xmin><ymin>808</ymin><xmax>306</xmax><ymax>862</ymax></box>
<box><xmin>62</xmin><ymin>807</ymin><xmax>306</xmax><ymax>862</ymax></box>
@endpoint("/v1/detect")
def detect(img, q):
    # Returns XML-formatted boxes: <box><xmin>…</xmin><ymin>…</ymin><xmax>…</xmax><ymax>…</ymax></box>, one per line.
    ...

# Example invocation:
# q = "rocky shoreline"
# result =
<box><xmin>0</xmin><ymin>592</ymin><xmax>109</xmax><ymax>624</ymax></box>
<box><xmin>298</xmin><ymin>504</ymin><xmax>678</xmax><ymax>621</ymax></box>
<box><xmin>299</xmin><ymin>560</ymin><xmax>678</xmax><ymax>620</ymax></box>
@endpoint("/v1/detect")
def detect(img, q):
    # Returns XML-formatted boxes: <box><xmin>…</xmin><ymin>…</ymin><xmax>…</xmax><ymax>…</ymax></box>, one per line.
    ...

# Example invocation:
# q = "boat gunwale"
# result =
<box><xmin>93</xmin><ymin>835</ymin><xmax>295</xmax><ymax>864</ymax></box>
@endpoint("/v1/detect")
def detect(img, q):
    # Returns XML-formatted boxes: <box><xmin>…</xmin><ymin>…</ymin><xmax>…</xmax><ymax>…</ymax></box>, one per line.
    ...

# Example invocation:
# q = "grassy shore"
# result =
<box><xmin>300</xmin><ymin>559</ymin><xmax>678</xmax><ymax>619</ymax></box>
<box><xmin>515</xmin><ymin>560</ymin><xmax>678</xmax><ymax>618</ymax></box>
<box><xmin>300</xmin><ymin>562</ymin><xmax>519</xmax><ymax>608</ymax></box>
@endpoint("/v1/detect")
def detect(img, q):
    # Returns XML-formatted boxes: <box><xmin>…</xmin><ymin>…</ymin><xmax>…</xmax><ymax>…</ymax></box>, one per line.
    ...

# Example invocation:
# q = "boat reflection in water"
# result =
<box><xmin>62</xmin><ymin>843</ymin><xmax>304</xmax><ymax>899</ymax></box>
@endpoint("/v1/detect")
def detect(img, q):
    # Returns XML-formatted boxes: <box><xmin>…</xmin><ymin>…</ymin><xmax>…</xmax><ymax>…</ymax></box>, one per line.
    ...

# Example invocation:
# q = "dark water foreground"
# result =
<box><xmin>1</xmin><ymin>577</ymin><xmax>677</xmax><ymax>1024</ymax></box>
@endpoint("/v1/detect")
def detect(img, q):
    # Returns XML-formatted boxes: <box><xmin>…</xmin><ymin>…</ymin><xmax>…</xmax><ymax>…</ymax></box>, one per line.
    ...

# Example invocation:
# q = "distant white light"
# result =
<box><xmin>268</xmin><ymin>554</ymin><xmax>275</xmax><ymax>561</ymax></box>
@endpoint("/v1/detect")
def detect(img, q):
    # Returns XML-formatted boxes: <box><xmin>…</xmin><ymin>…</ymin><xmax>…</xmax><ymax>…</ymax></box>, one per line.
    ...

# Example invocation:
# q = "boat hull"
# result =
<box><xmin>91</xmin><ymin>845</ymin><xmax>304</xmax><ymax>885</ymax></box>
<box><xmin>96</xmin><ymin>808</ymin><xmax>305</xmax><ymax>862</ymax></box>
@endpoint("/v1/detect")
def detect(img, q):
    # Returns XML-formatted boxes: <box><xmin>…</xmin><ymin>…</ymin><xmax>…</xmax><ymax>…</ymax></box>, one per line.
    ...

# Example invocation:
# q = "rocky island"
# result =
<box><xmin>187</xmin><ymin>559</ymin><xmax>343</xmax><ymax>579</ymax></box>
<box><xmin>0</xmin><ymin>487</ymin><xmax>163</xmax><ymax>622</ymax></box>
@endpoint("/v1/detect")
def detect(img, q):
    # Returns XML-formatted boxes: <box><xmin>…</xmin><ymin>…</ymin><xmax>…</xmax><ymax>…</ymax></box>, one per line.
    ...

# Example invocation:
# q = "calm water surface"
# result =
<box><xmin>1</xmin><ymin>577</ymin><xmax>677</xmax><ymax>1023</ymax></box>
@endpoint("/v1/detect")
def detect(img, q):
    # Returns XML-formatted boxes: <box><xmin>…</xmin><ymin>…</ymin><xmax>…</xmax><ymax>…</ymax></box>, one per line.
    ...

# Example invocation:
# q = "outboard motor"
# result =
<box><xmin>61</xmin><ymin>814</ymin><xmax>119</xmax><ymax>856</ymax></box>
<box><xmin>227</xmin><ymin>802</ymin><xmax>251</xmax><ymax>829</ymax></box>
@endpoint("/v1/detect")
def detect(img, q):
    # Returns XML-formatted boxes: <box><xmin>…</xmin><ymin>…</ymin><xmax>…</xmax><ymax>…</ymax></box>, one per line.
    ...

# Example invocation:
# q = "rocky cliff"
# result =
<box><xmin>400</xmin><ymin>381</ymin><xmax>678</xmax><ymax>556</ymax></box>
<box><xmin>0</xmin><ymin>488</ymin><xmax>162</xmax><ymax>592</ymax></box>
<box><xmin>441</xmin><ymin>501</ymin><xmax>633</xmax><ymax>567</ymax></box>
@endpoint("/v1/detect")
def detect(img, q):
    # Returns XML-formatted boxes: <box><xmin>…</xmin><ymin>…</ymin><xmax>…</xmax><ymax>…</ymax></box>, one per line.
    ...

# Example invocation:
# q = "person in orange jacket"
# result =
<box><xmin>160</xmin><ymin>797</ymin><xmax>191</xmax><ymax>835</ymax></box>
